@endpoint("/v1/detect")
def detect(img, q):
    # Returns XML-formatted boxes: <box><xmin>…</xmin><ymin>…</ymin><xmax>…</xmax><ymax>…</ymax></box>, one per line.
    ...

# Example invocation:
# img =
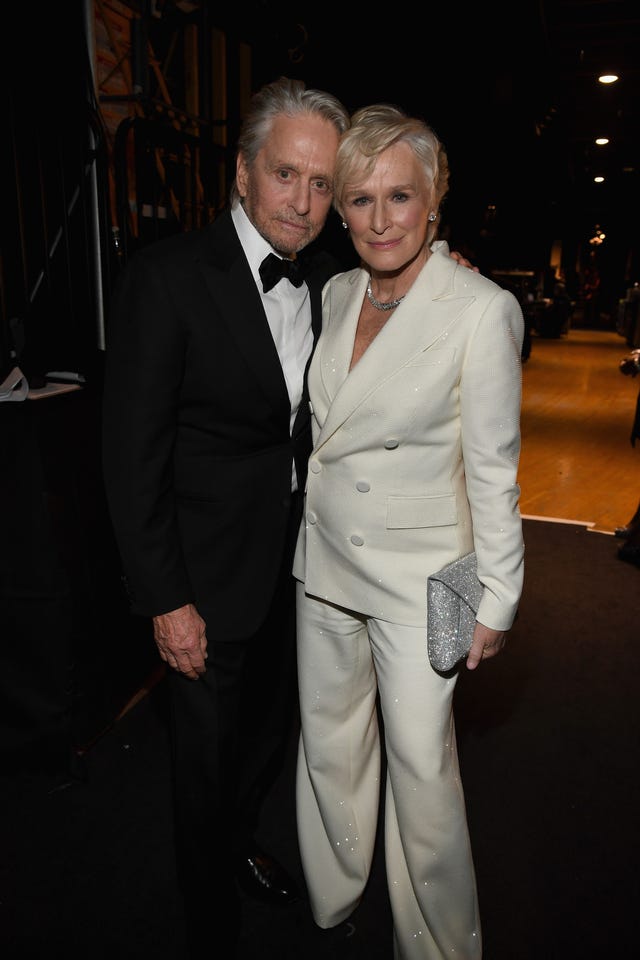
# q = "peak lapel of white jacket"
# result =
<box><xmin>315</xmin><ymin>247</ymin><xmax>474</xmax><ymax>449</ymax></box>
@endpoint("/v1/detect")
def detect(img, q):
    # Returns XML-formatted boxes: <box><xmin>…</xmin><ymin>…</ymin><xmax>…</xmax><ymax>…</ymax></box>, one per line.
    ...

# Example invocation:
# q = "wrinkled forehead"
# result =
<box><xmin>261</xmin><ymin>113</ymin><xmax>340</xmax><ymax>177</ymax></box>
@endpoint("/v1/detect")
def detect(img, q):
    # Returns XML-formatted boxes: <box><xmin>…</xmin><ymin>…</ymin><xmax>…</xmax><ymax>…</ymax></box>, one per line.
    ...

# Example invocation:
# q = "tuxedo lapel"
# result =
<box><xmin>305</xmin><ymin>266</ymin><xmax>326</xmax><ymax>344</ymax></box>
<box><xmin>196</xmin><ymin>214</ymin><xmax>290</xmax><ymax>414</ymax></box>
<box><xmin>292</xmin><ymin>252</ymin><xmax>339</xmax><ymax>440</ymax></box>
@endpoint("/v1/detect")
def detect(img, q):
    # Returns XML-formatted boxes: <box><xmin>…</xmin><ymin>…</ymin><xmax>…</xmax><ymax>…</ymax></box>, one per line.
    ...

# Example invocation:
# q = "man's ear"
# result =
<box><xmin>236</xmin><ymin>153</ymin><xmax>248</xmax><ymax>198</ymax></box>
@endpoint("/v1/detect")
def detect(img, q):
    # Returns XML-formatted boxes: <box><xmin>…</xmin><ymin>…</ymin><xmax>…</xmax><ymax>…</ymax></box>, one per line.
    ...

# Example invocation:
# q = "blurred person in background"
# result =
<box><xmin>616</xmin><ymin>348</ymin><xmax>640</xmax><ymax>567</ymax></box>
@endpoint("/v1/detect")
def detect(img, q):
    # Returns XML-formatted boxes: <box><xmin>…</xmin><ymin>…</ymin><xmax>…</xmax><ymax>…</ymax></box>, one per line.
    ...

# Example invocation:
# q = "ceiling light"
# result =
<box><xmin>598</xmin><ymin>74</ymin><xmax>619</xmax><ymax>84</ymax></box>
<box><xmin>595</xmin><ymin>137</ymin><xmax>609</xmax><ymax>145</ymax></box>
<box><xmin>594</xmin><ymin>176</ymin><xmax>605</xmax><ymax>183</ymax></box>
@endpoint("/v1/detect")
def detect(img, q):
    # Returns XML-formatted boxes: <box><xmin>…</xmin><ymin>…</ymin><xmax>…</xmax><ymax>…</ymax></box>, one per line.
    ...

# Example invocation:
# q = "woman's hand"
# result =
<box><xmin>466</xmin><ymin>622</ymin><xmax>506</xmax><ymax>669</ymax></box>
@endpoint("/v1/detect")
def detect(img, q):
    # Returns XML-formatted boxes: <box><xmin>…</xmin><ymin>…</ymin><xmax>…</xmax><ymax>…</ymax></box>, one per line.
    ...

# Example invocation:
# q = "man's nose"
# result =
<box><xmin>290</xmin><ymin>181</ymin><xmax>311</xmax><ymax>215</ymax></box>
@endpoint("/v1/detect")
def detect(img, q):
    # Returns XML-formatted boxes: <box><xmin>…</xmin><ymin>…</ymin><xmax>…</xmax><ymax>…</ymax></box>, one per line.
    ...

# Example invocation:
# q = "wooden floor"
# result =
<box><xmin>519</xmin><ymin>325</ymin><xmax>639</xmax><ymax>534</ymax></box>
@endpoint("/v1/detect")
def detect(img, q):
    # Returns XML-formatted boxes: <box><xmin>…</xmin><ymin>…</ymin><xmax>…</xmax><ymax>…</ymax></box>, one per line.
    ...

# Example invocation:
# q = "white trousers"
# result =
<box><xmin>295</xmin><ymin>584</ymin><xmax>482</xmax><ymax>960</ymax></box>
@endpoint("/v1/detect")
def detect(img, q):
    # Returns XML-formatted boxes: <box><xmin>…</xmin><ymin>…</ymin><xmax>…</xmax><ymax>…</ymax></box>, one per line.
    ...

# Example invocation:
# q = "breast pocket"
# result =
<box><xmin>406</xmin><ymin>347</ymin><xmax>456</xmax><ymax>367</ymax></box>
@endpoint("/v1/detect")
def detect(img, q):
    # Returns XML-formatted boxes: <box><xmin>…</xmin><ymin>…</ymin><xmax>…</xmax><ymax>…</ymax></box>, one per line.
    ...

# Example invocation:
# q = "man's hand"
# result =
<box><xmin>450</xmin><ymin>250</ymin><xmax>480</xmax><ymax>273</ymax></box>
<box><xmin>153</xmin><ymin>603</ymin><xmax>208</xmax><ymax>679</ymax></box>
<box><xmin>466</xmin><ymin>621</ymin><xmax>506</xmax><ymax>670</ymax></box>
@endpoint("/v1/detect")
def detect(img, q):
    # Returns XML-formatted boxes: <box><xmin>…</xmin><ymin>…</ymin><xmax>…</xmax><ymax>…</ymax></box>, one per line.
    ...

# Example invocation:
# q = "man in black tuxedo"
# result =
<box><xmin>102</xmin><ymin>78</ymin><xmax>350</xmax><ymax>955</ymax></box>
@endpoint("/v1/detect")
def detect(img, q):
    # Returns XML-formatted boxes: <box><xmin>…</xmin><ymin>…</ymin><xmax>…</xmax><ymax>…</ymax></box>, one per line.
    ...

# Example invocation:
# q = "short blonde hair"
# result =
<box><xmin>334</xmin><ymin>104</ymin><xmax>450</xmax><ymax>242</ymax></box>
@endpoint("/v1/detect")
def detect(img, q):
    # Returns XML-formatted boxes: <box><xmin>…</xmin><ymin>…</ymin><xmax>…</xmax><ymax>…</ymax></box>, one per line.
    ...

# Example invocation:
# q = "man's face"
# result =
<box><xmin>236</xmin><ymin>114</ymin><xmax>340</xmax><ymax>257</ymax></box>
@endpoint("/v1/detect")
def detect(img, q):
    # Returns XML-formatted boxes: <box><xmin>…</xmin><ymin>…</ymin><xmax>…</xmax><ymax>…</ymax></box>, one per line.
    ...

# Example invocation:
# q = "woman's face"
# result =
<box><xmin>340</xmin><ymin>141</ymin><xmax>434</xmax><ymax>275</ymax></box>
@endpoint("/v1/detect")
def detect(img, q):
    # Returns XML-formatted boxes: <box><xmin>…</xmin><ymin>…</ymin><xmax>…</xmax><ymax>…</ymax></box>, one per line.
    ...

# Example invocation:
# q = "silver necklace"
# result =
<box><xmin>366</xmin><ymin>278</ymin><xmax>405</xmax><ymax>311</ymax></box>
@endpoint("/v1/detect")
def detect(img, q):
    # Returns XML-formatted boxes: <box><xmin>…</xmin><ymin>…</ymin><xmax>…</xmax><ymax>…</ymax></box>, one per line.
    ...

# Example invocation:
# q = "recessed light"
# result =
<box><xmin>595</xmin><ymin>138</ymin><xmax>609</xmax><ymax>145</ymax></box>
<box><xmin>594</xmin><ymin>176</ymin><xmax>605</xmax><ymax>183</ymax></box>
<box><xmin>598</xmin><ymin>74</ymin><xmax>619</xmax><ymax>84</ymax></box>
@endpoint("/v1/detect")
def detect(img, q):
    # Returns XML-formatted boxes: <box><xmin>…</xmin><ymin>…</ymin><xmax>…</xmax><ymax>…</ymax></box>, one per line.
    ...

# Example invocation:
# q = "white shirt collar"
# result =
<box><xmin>229</xmin><ymin>203</ymin><xmax>312</xmax><ymax>494</ymax></box>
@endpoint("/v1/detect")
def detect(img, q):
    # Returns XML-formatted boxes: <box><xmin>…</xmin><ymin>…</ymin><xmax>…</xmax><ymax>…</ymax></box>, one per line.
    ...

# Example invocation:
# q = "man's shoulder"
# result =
<box><xmin>131</xmin><ymin>212</ymin><xmax>233</xmax><ymax>268</ymax></box>
<box><xmin>307</xmin><ymin>249</ymin><xmax>343</xmax><ymax>284</ymax></box>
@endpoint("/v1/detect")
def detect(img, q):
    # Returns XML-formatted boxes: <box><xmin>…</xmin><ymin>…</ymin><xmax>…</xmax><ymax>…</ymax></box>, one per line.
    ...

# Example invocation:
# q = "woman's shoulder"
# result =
<box><xmin>433</xmin><ymin>246</ymin><xmax>519</xmax><ymax>303</ymax></box>
<box><xmin>327</xmin><ymin>266</ymin><xmax>366</xmax><ymax>288</ymax></box>
<box><xmin>321</xmin><ymin>267</ymin><xmax>367</xmax><ymax>313</ymax></box>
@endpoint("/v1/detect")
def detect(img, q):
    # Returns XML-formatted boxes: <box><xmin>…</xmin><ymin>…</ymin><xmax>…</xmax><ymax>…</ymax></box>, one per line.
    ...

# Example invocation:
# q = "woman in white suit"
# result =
<box><xmin>293</xmin><ymin>104</ymin><xmax>525</xmax><ymax>959</ymax></box>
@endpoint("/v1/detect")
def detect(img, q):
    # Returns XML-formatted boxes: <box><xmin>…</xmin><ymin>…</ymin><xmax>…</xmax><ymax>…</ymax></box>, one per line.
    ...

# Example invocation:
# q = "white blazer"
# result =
<box><xmin>293</xmin><ymin>242</ymin><xmax>525</xmax><ymax>631</ymax></box>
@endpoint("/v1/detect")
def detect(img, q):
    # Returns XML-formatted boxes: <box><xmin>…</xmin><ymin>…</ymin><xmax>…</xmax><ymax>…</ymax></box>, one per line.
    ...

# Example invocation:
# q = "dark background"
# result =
<box><xmin>243</xmin><ymin>0</ymin><xmax>639</xmax><ymax>292</ymax></box>
<box><xmin>1</xmin><ymin>0</ymin><xmax>638</xmax><ymax>772</ymax></box>
<box><xmin>2</xmin><ymin>0</ymin><xmax>639</xmax><ymax>380</ymax></box>
<box><xmin>0</xmin><ymin>10</ymin><xmax>638</xmax><ymax>957</ymax></box>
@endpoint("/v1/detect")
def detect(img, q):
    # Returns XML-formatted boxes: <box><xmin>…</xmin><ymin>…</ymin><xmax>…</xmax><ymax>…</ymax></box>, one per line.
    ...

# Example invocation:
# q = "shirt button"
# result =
<box><xmin>350</xmin><ymin>534</ymin><xmax>364</xmax><ymax>546</ymax></box>
<box><xmin>310</xmin><ymin>461</ymin><xmax>321</xmax><ymax>473</ymax></box>
<box><xmin>356</xmin><ymin>481</ymin><xmax>370</xmax><ymax>492</ymax></box>
<box><xmin>307</xmin><ymin>511</ymin><xmax>317</xmax><ymax>524</ymax></box>
<box><xmin>384</xmin><ymin>438</ymin><xmax>399</xmax><ymax>449</ymax></box>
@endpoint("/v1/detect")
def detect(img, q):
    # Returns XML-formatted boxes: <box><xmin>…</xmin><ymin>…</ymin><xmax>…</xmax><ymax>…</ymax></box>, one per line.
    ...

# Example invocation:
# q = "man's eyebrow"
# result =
<box><xmin>269</xmin><ymin>159</ymin><xmax>334</xmax><ymax>185</ymax></box>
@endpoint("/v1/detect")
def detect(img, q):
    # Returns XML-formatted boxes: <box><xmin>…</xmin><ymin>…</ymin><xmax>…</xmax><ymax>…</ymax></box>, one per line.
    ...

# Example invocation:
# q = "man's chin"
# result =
<box><xmin>270</xmin><ymin>225</ymin><xmax>316</xmax><ymax>255</ymax></box>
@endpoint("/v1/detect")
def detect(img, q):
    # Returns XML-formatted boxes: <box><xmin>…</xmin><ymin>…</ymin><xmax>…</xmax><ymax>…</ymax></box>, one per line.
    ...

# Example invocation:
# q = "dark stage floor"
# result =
<box><xmin>1</xmin><ymin>519</ymin><xmax>639</xmax><ymax>959</ymax></box>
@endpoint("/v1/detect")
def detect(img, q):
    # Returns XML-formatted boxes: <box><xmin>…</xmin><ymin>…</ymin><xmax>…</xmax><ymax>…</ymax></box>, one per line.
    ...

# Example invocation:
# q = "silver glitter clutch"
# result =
<box><xmin>427</xmin><ymin>552</ymin><xmax>483</xmax><ymax>672</ymax></box>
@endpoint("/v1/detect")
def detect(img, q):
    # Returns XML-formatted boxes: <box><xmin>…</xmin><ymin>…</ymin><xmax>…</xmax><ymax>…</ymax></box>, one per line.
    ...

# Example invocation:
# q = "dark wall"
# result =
<box><xmin>1</xmin><ymin>3</ymin><xmax>112</xmax><ymax>386</ymax></box>
<box><xmin>0</xmin><ymin>5</ymin><xmax>153</xmax><ymax>774</ymax></box>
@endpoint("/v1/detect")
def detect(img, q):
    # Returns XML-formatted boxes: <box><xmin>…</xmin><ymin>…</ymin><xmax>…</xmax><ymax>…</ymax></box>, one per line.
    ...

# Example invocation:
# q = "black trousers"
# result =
<box><xmin>168</xmin><ymin>494</ymin><xmax>301</xmax><ymax>956</ymax></box>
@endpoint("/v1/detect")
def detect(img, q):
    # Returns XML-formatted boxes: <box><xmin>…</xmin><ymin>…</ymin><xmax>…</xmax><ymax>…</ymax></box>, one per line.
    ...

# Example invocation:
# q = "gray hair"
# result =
<box><xmin>229</xmin><ymin>77</ymin><xmax>351</xmax><ymax>205</ymax></box>
<box><xmin>333</xmin><ymin>104</ymin><xmax>450</xmax><ymax>243</ymax></box>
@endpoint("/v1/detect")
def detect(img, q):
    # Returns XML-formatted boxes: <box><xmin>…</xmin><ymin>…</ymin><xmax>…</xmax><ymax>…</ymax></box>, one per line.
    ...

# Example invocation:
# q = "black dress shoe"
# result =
<box><xmin>236</xmin><ymin>845</ymin><xmax>300</xmax><ymax>906</ymax></box>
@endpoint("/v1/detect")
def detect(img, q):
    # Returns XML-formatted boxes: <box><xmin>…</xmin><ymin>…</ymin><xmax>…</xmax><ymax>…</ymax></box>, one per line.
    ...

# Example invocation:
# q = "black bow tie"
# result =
<box><xmin>259</xmin><ymin>252</ymin><xmax>308</xmax><ymax>292</ymax></box>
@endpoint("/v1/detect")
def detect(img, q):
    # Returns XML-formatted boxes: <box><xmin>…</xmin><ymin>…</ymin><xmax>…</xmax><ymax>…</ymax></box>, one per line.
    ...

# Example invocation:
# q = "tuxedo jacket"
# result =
<box><xmin>102</xmin><ymin>209</ymin><xmax>339</xmax><ymax>636</ymax></box>
<box><xmin>293</xmin><ymin>243</ymin><xmax>525</xmax><ymax>631</ymax></box>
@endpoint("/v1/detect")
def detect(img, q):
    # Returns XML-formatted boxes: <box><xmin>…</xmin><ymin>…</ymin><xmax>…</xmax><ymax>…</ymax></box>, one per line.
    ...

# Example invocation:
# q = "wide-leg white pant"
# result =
<box><xmin>296</xmin><ymin>584</ymin><xmax>482</xmax><ymax>960</ymax></box>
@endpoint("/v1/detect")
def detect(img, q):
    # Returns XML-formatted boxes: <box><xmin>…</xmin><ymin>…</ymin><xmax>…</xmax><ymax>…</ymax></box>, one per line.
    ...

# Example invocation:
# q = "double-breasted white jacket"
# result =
<box><xmin>293</xmin><ymin>242</ymin><xmax>525</xmax><ymax>631</ymax></box>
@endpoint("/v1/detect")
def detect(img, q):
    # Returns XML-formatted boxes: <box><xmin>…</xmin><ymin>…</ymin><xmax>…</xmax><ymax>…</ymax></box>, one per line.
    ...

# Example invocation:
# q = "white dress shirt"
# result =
<box><xmin>231</xmin><ymin>203</ymin><xmax>314</xmax><ymax>491</ymax></box>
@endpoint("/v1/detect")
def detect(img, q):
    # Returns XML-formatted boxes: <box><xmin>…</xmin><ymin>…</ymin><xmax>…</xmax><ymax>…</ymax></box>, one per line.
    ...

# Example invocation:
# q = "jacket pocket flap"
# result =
<box><xmin>386</xmin><ymin>494</ymin><xmax>457</xmax><ymax>529</ymax></box>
